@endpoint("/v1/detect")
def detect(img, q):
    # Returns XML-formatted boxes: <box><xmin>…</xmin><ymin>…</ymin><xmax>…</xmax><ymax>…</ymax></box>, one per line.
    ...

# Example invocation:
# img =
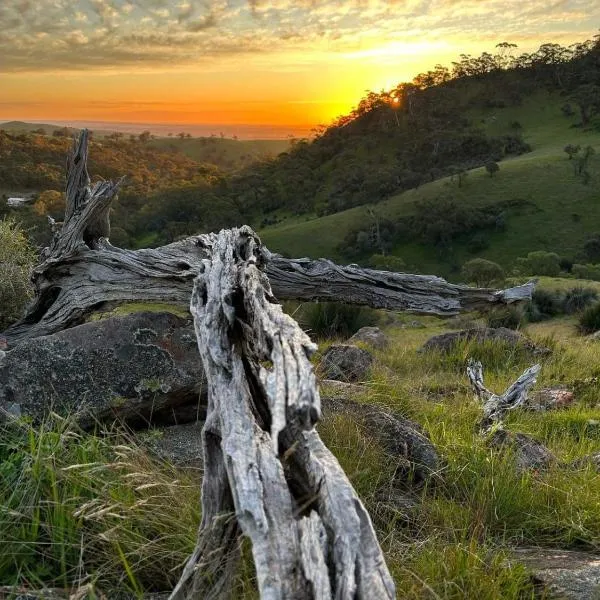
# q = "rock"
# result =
<box><xmin>0</xmin><ymin>312</ymin><xmax>206</xmax><ymax>427</ymax></box>
<box><xmin>488</xmin><ymin>430</ymin><xmax>556</xmax><ymax>471</ymax></box>
<box><xmin>571</xmin><ymin>451</ymin><xmax>600</xmax><ymax>472</ymax></box>
<box><xmin>587</xmin><ymin>330</ymin><xmax>600</xmax><ymax>341</ymax></box>
<box><xmin>320</xmin><ymin>344</ymin><xmax>373</xmax><ymax>382</ymax></box>
<box><xmin>528</xmin><ymin>387</ymin><xmax>574</xmax><ymax>411</ymax></box>
<box><xmin>141</xmin><ymin>421</ymin><xmax>204</xmax><ymax>469</ymax></box>
<box><xmin>320</xmin><ymin>379</ymin><xmax>368</xmax><ymax>398</ymax></box>
<box><xmin>321</xmin><ymin>396</ymin><xmax>440</xmax><ymax>483</ymax></box>
<box><xmin>511</xmin><ymin>548</ymin><xmax>600</xmax><ymax>600</ymax></box>
<box><xmin>420</xmin><ymin>327</ymin><xmax>550</xmax><ymax>355</ymax></box>
<box><xmin>347</xmin><ymin>326</ymin><xmax>388</xmax><ymax>349</ymax></box>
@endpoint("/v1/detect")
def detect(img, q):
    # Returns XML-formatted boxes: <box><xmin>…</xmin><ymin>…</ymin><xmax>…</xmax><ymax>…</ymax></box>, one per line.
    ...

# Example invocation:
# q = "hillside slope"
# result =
<box><xmin>260</xmin><ymin>91</ymin><xmax>600</xmax><ymax>276</ymax></box>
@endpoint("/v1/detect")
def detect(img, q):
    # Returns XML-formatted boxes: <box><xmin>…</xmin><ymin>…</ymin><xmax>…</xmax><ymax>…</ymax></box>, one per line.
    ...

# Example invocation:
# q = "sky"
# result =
<box><xmin>0</xmin><ymin>0</ymin><xmax>599</xmax><ymax>137</ymax></box>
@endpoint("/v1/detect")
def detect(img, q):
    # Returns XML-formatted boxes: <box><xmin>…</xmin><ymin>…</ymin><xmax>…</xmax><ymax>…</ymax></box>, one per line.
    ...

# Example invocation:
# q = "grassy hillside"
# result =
<box><xmin>2</xmin><ymin>310</ymin><xmax>600</xmax><ymax>598</ymax></box>
<box><xmin>260</xmin><ymin>91</ymin><xmax>600</xmax><ymax>276</ymax></box>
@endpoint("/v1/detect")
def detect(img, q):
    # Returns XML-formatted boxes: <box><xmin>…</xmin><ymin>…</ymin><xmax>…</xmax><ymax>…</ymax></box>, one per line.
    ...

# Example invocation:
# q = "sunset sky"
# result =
<box><xmin>1</xmin><ymin>0</ymin><xmax>598</xmax><ymax>136</ymax></box>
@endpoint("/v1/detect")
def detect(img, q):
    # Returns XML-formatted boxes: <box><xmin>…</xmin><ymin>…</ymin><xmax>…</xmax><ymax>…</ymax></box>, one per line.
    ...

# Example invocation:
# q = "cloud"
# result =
<box><xmin>0</xmin><ymin>0</ymin><xmax>597</xmax><ymax>73</ymax></box>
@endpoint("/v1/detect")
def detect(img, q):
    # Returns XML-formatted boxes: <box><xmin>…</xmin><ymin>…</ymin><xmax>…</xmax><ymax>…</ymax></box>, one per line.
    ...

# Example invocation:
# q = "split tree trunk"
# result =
<box><xmin>169</xmin><ymin>227</ymin><xmax>395</xmax><ymax>599</ymax></box>
<box><xmin>2</xmin><ymin>131</ymin><xmax>533</xmax><ymax>347</ymax></box>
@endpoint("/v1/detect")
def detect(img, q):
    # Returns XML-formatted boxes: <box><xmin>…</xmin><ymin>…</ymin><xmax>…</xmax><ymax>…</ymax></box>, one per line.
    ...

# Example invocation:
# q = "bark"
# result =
<box><xmin>467</xmin><ymin>359</ymin><xmax>541</xmax><ymax>431</ymax></box>
<box><xmin>2</xmin><ymin>131</ymin><xmax>533</xmax><ymax>347</ymax></box>
<box><xmin>169</xmin><ymin>227</ymin><xmax>395</xmax><ymax>599</ymax></box>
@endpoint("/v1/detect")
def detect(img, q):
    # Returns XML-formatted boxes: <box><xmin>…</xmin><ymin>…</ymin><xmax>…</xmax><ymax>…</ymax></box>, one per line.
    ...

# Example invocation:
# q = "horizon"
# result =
<box><xmin>1</xmin><ymin>1</ymin><xmax>598</xmax><ymax>131</ymax></box>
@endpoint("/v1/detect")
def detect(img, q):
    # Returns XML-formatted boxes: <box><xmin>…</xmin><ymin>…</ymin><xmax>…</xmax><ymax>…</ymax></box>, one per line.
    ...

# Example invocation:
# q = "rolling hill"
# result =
<box><xmin>260</xmin><ymin>91</ymin><xmax>600</xmax><ymax>277</ymax></box>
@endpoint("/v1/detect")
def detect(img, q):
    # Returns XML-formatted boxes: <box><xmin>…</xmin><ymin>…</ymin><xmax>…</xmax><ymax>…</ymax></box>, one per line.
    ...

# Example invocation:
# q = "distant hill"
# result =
<box><xmin>148</xmin><ymin>137</ymin><xmax>291</xmax><ymax>171</ymax></box>
<box><xmin>260</xmin><ymin>90</ymin><xmax>600</xmax><ymax>276</ymax></box>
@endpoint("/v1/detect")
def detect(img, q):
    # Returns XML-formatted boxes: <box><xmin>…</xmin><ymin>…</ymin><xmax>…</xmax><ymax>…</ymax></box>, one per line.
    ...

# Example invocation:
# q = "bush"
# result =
<box><xmin>295</xmin><ymin>301</ymin><xmax>379</xmax><ymax>339</ymax></box>
<box><xmin>0</xmin><ymin>219</ymin><xmax>36</xmax><ymax>330</ymax></box>
<box><xmin>461</xmin><ymin>258</ymin><xmax>505</xmax><ymax>286</ymax></box>
<box><xmin>516</xmin><ymin>251</ymin><xmax>561</xmax><ymax>277</ymax></box>
<box><xmin>369</xmin><ymin>254</ymin><xmax>406</xmax><ymax>272</ymax></box>
<box><xmin>485</xmin><ymin>306</ymin><xmax>524</xmax><ymax>330</ymax></box>
<box><xmin>578</xmin><ymin>302</ymin><xmax>600</xmax><ymax>334</ymax></box>
<box><xmin>563</xmin><ymin>287</ymin><xmax>598</xmax><ymax>314</ymax></box>
<box><xmin>485</xmin><ymin>161</ymin><xmax>500</xmax><ymax>177</ymax></box>
<box><xmin>572</xmin><ymin>263</ymin><xmax>600</xmax><ymax>281</ymax></box>
<box><xmin>525</xmin><ymin>289</ymin><xmax>563</xmax><ymax>322</ymax></box>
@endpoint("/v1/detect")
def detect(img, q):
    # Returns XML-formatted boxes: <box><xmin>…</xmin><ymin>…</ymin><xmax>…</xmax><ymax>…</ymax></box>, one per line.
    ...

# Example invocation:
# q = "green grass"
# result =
<box><xmin>260</xmin><ymin>92</ymin><xmax>600</xmax><ymax>276</ymax></box>
<box><xmin>2</xmin><ymin>314</ymin><xmax>600</xmax><ymax>597</ymax></box>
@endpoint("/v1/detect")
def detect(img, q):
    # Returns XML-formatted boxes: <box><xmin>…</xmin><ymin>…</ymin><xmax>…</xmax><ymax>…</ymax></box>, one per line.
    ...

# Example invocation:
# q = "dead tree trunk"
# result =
<box><xmin>467</xmin><ymin>359</ymin><xmax>541</xmax><ymax>431</ymax></box>
<box><xmin>169</xmin><ymin>227</ymin><xmax>395</xmax><ymax>599</ymax></box>
<box><xmin>1</xmin><ymin>131</ymin><xmax>533</xmax><ymax>347</ymax></box>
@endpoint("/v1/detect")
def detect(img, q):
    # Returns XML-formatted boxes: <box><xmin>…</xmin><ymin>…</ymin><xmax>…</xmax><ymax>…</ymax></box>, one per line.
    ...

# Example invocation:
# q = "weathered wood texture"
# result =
<box><xmin>2</xmin><ymin>131</ymin><xmax>533</xmax><ymax>346</ymax></box>
<box><xmin>169</xmin><ymin>227</ymin><xmax>395</xmax><ymax>599</ymax></box>
<box><xmin>467</xmin><ymin>359</ymin><xmax>541</xmax><ymax>431</ymax></box>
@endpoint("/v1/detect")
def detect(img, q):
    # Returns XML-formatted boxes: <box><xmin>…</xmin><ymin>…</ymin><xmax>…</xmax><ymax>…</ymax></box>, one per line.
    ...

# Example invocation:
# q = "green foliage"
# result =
<box><xmin>578</xmin><ymin>302</ymin><xmax>600</xmax><ymax>333</ymax></box>
<box><xmin>0</xmin><ymin>417</ymin><xmax>199</xmax><ymax>593</ymax></box>
<box><xmin>484</xmin><ymin>160</ymin><xmax>500</xmax><ymax>177</ymax></box>
<box><xmin>485</xmin><ymin>306</ymin><xmax>524</xmax><ymax>330</ymax></box>
<box><xmin>516</xmin><ymin>251</ymin><xmax>562</xmax><ymax>277</ymax></box>
<box><xmin>295</xmin><ymin>301</ymin><xmax>378</xmax><ymax>340</ymax></box>
<box><xmin>461</xmin><ymin>258</ymin><xmax>505</xmax><ymax>286</ymax></box>
<box><xmin>572</xmin><ymin>263</ymin><xmax>600</xmax><ymax>281</ymax></box>
<box><xmin>564</xmin><ymin>143</ymin><xmax>581</xmax><ymax>159</ymax></box>
<box><xmin>526</xmin><ymin>289</ymin><xmax>564</xmax><ymax>322</ymax></box>
<box><xmin>0</xmin><ymin>218</ymin><xmax>36</xmax><ymax>330</ymax></box>
<box><xmin>368</xmin><ymin>254</ymin><xmax>406</xmax><ymax>271</ymax></box>
<box><xmin>563</xmin><ymin>286</ymin><xmax>598</xmax><ymax>314</ymax></box>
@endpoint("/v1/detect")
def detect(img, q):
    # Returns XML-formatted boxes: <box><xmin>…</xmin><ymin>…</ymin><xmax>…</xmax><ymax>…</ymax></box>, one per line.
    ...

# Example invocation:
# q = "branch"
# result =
<box><xmin>467</xmin><ymin>359</ymin><xmax>541</xmax><ymax>431</ymax></box>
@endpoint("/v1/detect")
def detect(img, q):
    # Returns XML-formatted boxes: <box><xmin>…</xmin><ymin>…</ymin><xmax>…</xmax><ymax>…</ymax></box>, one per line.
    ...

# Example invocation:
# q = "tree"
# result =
<box><xmin>461</xmin><ymin>258</ymin><xmax>505</xmax><ymax>286</ymax></box>
<box><xmin>485</xmin><ymin>161</ymin><xmax>500</xmax><ymax>177</ymax></box>
<box><xmin>0</xmin><ymin>218</ymin><xmax>36</xmax><ymax>330</ymax></box>
<box><xmin>564</xmin><ymin>144</ymin><xmax>581</xmax><ymax>159</ymax></box>
<box><xmin>138</xmin><ymin>130</ymin><xmax>152</xmax><ymax>143</ymax></box>
<box><xmin>33</xmin><ymin>190</ymin><xmax>65</xmax><ymax>216</ymax></box>
<box><xmin>516</xmin><ymin>251</ymin><xmax>561</xmax><ymax>276</ymax></box>
<box><xmin>570</xmin><ymin>84</ymin><xmax>600</xmax><ymax>126</ymax></box>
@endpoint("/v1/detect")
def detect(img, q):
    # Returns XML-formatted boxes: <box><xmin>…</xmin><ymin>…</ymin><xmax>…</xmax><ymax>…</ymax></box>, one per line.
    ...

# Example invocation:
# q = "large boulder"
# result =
<box><xmin>321</xmin><ymin>395</ymin><xmax>440</xmax><ymax>484</ymax></box>
<box><xmin>347</xmin><ymin>326</ymin><xmax>389</xmax><ymax>350</ymax></box>
<box><xmin>0</xmin><ymin>312</ymin><xmax>206</xmax><ymax>426</ymax></box>
<box><xmin>420</xmin><ymin>327</ymin><xmax>550</xmax><ymax>355</ymax></box>
<box><xmin>512</xmin><ymin>548</ymin><xmax>600</xmax><ymax>600</ymax></box>
<box><xmin>320</xmin><ymin>344</ymin><xmax>373</xmax><ymax>382</ymax></box>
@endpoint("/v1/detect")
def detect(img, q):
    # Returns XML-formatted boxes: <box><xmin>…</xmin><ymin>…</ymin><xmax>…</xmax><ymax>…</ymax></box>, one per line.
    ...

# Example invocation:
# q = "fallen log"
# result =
<box><xmin>169</xmin><ymin>227</ymin><xmax>395</xmax><ymax>599</ymax></box>
<box><xmin>2</xmin><ymin>131</ymin><xmax>533</xmax><ymax>347</ymax></box>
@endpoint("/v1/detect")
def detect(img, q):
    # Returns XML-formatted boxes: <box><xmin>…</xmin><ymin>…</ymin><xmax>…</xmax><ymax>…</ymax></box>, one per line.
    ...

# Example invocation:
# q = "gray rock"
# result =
<box><xmin>347</xmin><ymin>326</ymin><xmax>389</xmax><ymax>349</ymax></box>
<box><xmin>529</xmin><ymin>387</ymin><xmax>574</xmax><ymax>411</ymax></box>
<box><xmin>321</xmin><ymin>396</ymin><xmax>440</xmax><ymax>483</ymax></box>
<box><xmin>420</xmin><ymin>327</ymin><xmax>550</xmax><ymax>355</ymax></box>
<box><xmin>512</xmin><ymin>548</ymin><xmax>600</xmax><ymax>600</ymax></box>
<box><xmin>0</xmin><ymin>312</ymin><xmax>206</xmax><ymax>426</ymax></box>
<box><xmin>571</xmin><ymin>451</ymin><xmax>600</xmax><ymax>472</ymax></box>
<box><xmin>488</xmin><ymin>430</ymin><xmax>556</xmax><ymax>471</ymax></box>
<box><xmin>141</xmin><ymin>421</ymin><xmax>204</xmax><ymax>469</ymax></box>
<box><xmin>320</xmin><ymin>344</ymin><xmax>373</xmax><ymax>382</ymax></box>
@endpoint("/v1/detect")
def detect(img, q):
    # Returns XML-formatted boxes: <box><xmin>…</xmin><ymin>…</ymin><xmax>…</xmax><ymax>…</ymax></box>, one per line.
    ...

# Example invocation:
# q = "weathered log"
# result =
<box><xmin>170</xmin><ymin>227</ymin><xmax>395</xmax><ymax>599</ymax></box>
<box><xmin>2</xmin><ymin>131</ymin><xmax>533</xmax><ymax>347</ymax></box>
<box><xmin>467</xmin><ymin>359</ymin><xmax>541</xmax><ymax>431</ymax></box>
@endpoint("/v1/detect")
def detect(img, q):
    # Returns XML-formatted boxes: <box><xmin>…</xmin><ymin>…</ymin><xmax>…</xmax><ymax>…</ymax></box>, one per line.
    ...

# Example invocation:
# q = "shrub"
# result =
<box><xmin>369</xmin><ymin>254</ymin><xmax>406</xmax><ymax>272</ymax></box>
<box><xmin>0</xmin><ymin>218</ymin><xmax>36</xmax><ymax>330</ymax></box>
<box><xmin>563</xmin><ymin>287</ymin><xmax>598</xmax><ymax>314</ymax></box>
<box><xmin>578</xmin><ymin>302</ymin><xmax>600</xmax><ymax>334</ymax></box>
<box><xmin>525</xmin><ymin>289</ymin><xmax>563</xmax><ymax>322</ymax></box>
<box><xmin>485</xmin><ymin>306</ymin><xmax>524</xmax><ymax>330</ymax></box>
<box><xmin>461</xmin><ymin>258</ymin><xmax>505</xmax><ymax>287</ymax></box>
<box><xmin>467</xmin><ymin>233</ymin><xmax>490</xmax><ymax>253</ymax></box>
<box><xmin>572</xmin><ymin>263</ymin><xmax>600</xmax><ymax>281</ymax></box>
<box><xmin>296</xmin><ymin>301</ymin><xmax>379</xmax><ymax>339</ymax></box>
<box><xmin>516</xmin><ymin>251</ymin><xmax>561</xmax><ymax>277</ymax></box>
